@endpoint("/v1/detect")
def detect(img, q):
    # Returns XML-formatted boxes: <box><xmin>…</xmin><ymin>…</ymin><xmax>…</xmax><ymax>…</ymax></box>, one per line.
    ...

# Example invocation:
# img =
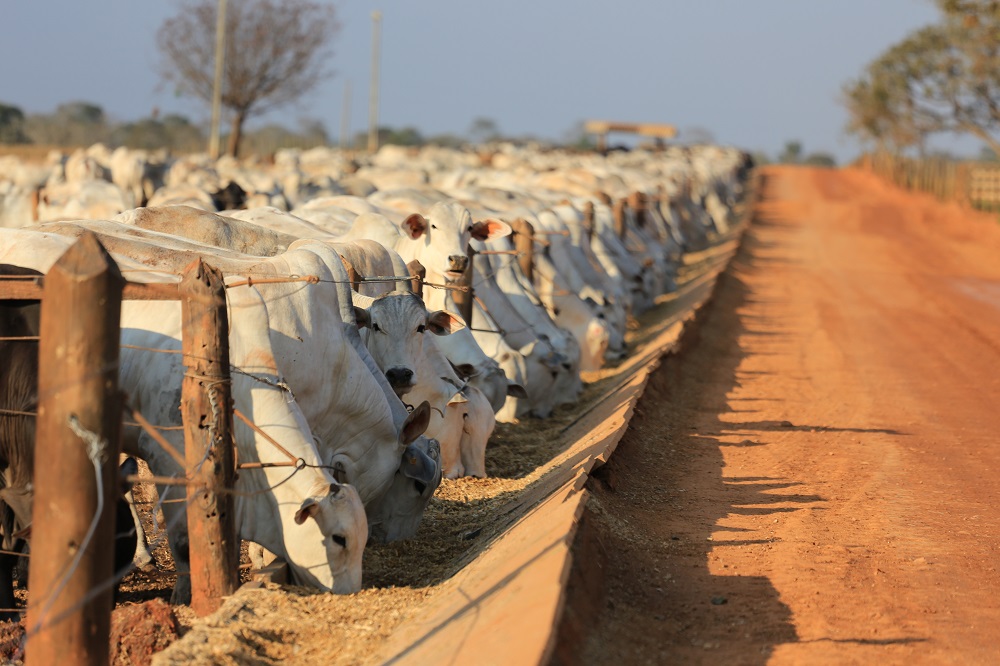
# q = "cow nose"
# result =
<box><xmin>448</xmin><ymin>255</ymin><xmax>468</xmax><ymax>273</ymax></box>
<box><xmin>385</xmin><ymin>367</ymin><xmax>415</xmax><ymax>390</ymax></box>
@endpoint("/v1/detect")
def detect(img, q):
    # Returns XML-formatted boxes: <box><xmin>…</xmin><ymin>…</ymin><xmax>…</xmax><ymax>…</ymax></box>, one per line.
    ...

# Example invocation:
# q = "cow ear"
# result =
<box><xmin>401</xmin><ymin>213</ymin><xmax>428</xmax><ymax>240</ymax></box>
<box><xmin>426</xmin><ymin>310</ymin><xmax>465</xmax><ymax>335</ymax></box>
<box><xmin>518</xmin><ymin>340</ymin><xmax>537</xmax><ymax>357</ymax></box>
<box><xmin>294</xmin><ymin>497</ymin><xmax>321</xmax><ymax>525</ymax></box>
<box><xmin>506</xmin><ymin>382</ymin><xmax>528</xmax><ymax>399</ymax></box>
<box><xmin>400</xmin><ymin>401</ymin><xmax>431</xmax><ymax>446</ymax></box>
<box><xmin>353</xmin><ymin>306</ymin><xmax>371</xmax><ymax>329</ymax></box>
<box><xmin>469</xmin><ymin>218</ymin><xmax>512</xmax><ymax>241</ymax></box>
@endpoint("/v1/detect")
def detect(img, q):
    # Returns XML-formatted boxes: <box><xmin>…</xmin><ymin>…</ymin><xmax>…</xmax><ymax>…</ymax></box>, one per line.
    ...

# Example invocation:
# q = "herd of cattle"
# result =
<box><xmin>0</xmin><ymin>141</ymin><xmax>750</xmax><ymax>609</ymax></box>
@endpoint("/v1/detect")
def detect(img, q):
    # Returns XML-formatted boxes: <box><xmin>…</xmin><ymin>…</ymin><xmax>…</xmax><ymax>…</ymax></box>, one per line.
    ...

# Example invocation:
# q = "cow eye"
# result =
<box><xmin>372</xmin><ymin>322</ymin><xmax>381</xmax><ymax>333</ymax></box>
<box><xmin>332</xmin><ymin>534</ymin><xmax>347</xmax><ymax>548</ymax></box>
<box><xmin>430</xmin><ymin>224</ymin><xmax>438</xmax><ymax>230</ymax></box>
<box><xmin>417</xmin><ymin>324</ymin><xmax>426</xmax><ymax>333</ymax></box>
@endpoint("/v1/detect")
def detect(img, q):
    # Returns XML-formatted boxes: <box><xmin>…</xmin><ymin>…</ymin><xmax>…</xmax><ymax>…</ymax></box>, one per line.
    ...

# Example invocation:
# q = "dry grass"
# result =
<box><xmin>0</xmin><ymin>145</ymin><xmax>64</xmax><ymax>163</ymax></box>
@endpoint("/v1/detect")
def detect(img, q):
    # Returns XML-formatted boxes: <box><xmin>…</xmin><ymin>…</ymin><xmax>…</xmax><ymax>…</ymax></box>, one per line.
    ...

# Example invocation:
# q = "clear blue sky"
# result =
<box><xmin>0</xmin><ymin>0</ymin><xmax>965</xmax><ymax>162</ymax></box>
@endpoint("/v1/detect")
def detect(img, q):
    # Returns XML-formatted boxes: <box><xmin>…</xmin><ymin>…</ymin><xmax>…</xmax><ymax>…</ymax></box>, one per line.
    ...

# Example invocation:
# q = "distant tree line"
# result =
<box><xmin>0</xmin><ymin>102</ymin><xmax>598</xmax><ymax>156</ymax></box>
<box><xmin>843</xmin><ymin>0</ymin><xmax>1000</xmax><ymax>156</ymax></box>
<box><xmin>0</xmin><ymin>100</ymin><xmax>337</xmax><ymax>155</ymax></box>
<box><xmin>752</xmin><ymin>141</ymin><xmax>837</xmax><ymax>167</ymax></box>
<box><xmin>0</xmin><ymin>101</ymin><xmax>202</xmax><ymax>151</ymax></box>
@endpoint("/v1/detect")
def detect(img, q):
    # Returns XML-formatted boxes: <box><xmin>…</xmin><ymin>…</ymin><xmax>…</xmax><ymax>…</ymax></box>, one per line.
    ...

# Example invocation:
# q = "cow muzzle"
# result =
<box><xmin>385</xmin><ymin>367</ymin><xmax>415</xmax><ymax>394</ymax></box>
<box><xmin>446</xmin><ymin>255</ymin><xmax>469</xmax><ymax>278</ymax></box>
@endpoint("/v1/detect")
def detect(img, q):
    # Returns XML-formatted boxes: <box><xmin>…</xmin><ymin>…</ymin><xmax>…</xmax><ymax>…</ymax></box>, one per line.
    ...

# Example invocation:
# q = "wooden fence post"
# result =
<box><xmin>955</xmin><ymin>163</ymin><xmax>971</xmax><ymax>207</ymax></box>
<box><xmin>180</xmin><ymin>259</ymin><xmax>238</xmax><ymax>616</ymax></box>
<box><xmin>339</xmin><ymin>255</ymin><xmax>361</xmax><ymax>293</ymax></box>
<box><xmin>581</xmin><ymin>201</ymin><xmax>595</xmax><ymax>243</ymax></box>
<box><xmin>613</xmin><ymin>198</ymin><xmax>628</xmax><ymax>240</ymax></box>
<box><xmin>407</xmin><ymin>259</ymin><xmax>426</xmax><ymax>299</ymax></box>
<box><xmin>25</xmin><ymin>233</ymin><xmax>123</xmax><ymax>666</ymax></box>
<box><xmin>450</xmin><ymin>249</ymin><xmax>475</xmax><ymax>327</ymax></box>
<box><xmin>628</xmin><ymin>191</ymin><xmax>647</xmax><ymax>229</ymax></box>
<box><xmin>510</xmin><ymin>218</ymin><xmax>535</xmax><ymax>284</ymax></box>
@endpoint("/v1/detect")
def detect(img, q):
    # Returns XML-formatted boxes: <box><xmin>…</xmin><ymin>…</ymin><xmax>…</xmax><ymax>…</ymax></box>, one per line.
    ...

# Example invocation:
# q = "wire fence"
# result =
<box><xmin>0</xmin><ymin>244</ymin><xmax>434</xmax><ymax>641</ymax></box>
<box><xmin>0</xmin><ymin>195</ymin><xmax>633</xmax><ymax>654</ymax></box>
<box><xmin>860</xmin><ymin>152</ymin><xmax>1000</xmax><ymax>211</ymax></box>
<box><xmin>0</xmin><ymin>247</ymin><xmax>363</xmax><ymax>660</ymax></box>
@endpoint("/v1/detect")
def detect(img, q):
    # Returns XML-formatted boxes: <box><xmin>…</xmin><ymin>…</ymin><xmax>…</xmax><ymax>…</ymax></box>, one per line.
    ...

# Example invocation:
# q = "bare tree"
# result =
<box><xmin>157</xmin><ymin>0</ymin><xmax>338</xmax><ymax>157</ymax></box>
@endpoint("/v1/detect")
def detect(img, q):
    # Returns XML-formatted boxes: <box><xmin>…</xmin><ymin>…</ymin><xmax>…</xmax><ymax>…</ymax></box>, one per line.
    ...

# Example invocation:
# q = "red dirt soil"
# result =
<box><xmin>559</xmin><ymin>166</ymin><xmax>1000</xmax><ymax>664</ymax></box>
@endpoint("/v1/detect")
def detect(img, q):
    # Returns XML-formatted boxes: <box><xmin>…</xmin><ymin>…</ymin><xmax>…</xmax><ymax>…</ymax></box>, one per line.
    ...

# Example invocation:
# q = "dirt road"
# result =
<box><xmin>560</xmin><ymin>167</ymin><xmax>1000</xmax><ymax>664</ymax></box>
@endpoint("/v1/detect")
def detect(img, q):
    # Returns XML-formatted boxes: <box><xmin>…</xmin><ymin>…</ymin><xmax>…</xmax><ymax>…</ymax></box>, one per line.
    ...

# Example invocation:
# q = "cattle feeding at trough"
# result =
<box><xmin>0</xmin><ymin>142</ymin><xmax>749</xmax><ymax>636</ymax></box>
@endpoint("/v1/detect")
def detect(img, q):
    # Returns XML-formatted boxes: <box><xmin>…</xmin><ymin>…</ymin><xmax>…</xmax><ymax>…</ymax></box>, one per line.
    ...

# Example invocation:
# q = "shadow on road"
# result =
<box><xmin>553</xmin><ymin>174</ymin><xmax>840</xmax><ymax>664</ymax></box>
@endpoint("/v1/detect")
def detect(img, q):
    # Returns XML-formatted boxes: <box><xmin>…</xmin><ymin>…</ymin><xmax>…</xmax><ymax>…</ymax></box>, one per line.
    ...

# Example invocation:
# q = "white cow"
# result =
<box><xmin>426</xmin><ymin>346</ymin><xmax>495</xmax><ymax>478</ymax></box>
<box><xmin>29</xmin><ymin>220</ymin><xmax>441</xmax><ymax>541</ymax></box>
<box><xmin>351</xmin><ymin>290</ymin><xmax>494</xmax><ymax>478</ymax></box>
<box><xmin>115</xmin><ymin>205</ymin><xmax>298</xmax><ymax>256</ymax></box>
<box><xmin>36</xmin><ymin>180</ymin><xmax>131</xmax><ymax>222</ymax></box>
<box><xmin>340</xmin><ymin>203</ymin><xmax>573</xmax><ymax>418</ymax></box>
<box><xmin>227</xmin><ymin>206</ymin><xmax>336</xmax><ymax>240</ymax></box>
<box><xmin>464</xmin><ymin>292</ymin><xmax>562</xmax><ymax>420</ymax></box>
<box><xmin>469</xmin><ymin>235</ymin><xmax>583</xmax><ymax>401</ymax></box>
<box><xmin>221</xmin><ymin>207</ymin><xmax>416</xmax><ymax>298</ymax></box>
<box><xmin>121</xmin><ymin>288</ymin><xmax>368</xmax><ymax>600</ymax></box>
<box><xmin>352</xmin><ymin>290</ymin><xmax>465</xmax><ymax>396</ymax></box>
<box><xmin>0</xmin><ymin>229</ymin><xmax>368</xmax><ymax>602</ymax></box>
<box><xmin>431</xmin><ymin>325</ymin><xmax>525</xmax><ymax>416</ymax></box>
<box><xmin>341</xmin><ymin>202</ymin><xmax>511</xmax><ymax>289</ymax></box>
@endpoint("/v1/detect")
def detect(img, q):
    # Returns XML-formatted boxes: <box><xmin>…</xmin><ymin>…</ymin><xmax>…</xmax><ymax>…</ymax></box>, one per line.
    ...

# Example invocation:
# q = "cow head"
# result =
<box><xmin>457</xmin><ymin>385</ymin><xmax>495</xmax><ymax>479</ymax></box>
<box><xmin>286</xmin><ymin>481</ymin><xmax>368</xmax><ymax>594</ymax></box>
<box><xmin>365</xmin><ymin>436</ymin><xmax>442</xmax><ymax>542</ymax></box>
<box><xmin>357</xmin><ymin>291</ymin><xmax>465</xmax><ymax>396</ymax></box>
<box><xmin>517</xmin><ymin>337</ymin><xmax>562</xmax><ymax>419</ymax></box>
<box><xmin>399</xmin><ymin>202</ymin><xmax>511</xmax><ymax>283</ymax></box>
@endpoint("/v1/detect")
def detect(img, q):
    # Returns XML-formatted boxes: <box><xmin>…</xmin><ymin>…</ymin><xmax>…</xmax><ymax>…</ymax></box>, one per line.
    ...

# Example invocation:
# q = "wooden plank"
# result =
<box><xmin>0</xmin><ymin>278</ymin><xmax>183</xmax><ymax>301</ymax></box>
<box><xmin>407</xmin><ymin>259</ymin><xmax>426</xmax><ymax>299</ymax></box>
<box><xmin>375</xmin><ymin>321</ymin><xmax>681</xmax><ymax>666</ymax></box>
<box><xmin>25</xmin><ymin>232</ymin><xmax>123</xmax><ymax>666</ymax></box>
<box><xmin>613</xmin><ymin>198</ymin><xmax>628</xmax><ymax>240</ymax></box>
<box><xmin>584</xmin><ymin>120</ymin><xmax>677</xmax><ymax>139</ymax></box>
<box><xmin>181</xmin><ymin>259</ymin><xmax>239</xmax><ymax>616</ymax></box>
<box><xmin>510</xmin><ymin>219</ymin><xmax>535</xmax><ymax>284</ymax></box>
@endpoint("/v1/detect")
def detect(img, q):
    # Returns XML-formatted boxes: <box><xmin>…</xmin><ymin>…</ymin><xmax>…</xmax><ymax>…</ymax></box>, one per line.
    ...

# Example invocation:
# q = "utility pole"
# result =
<box><xmin>340</xmin><ymin>80</ymin><xmax>351</xmax><ymax>151</ymax></box>
<box><xmin>208</xmin><ymin>0</ymin><xmax>228</xmax><ymax>159</ymax></box>
<box><xmin>367</xmin><ymin>10</ymin><xmax>382</xmax><ymax>154</ymax></box>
